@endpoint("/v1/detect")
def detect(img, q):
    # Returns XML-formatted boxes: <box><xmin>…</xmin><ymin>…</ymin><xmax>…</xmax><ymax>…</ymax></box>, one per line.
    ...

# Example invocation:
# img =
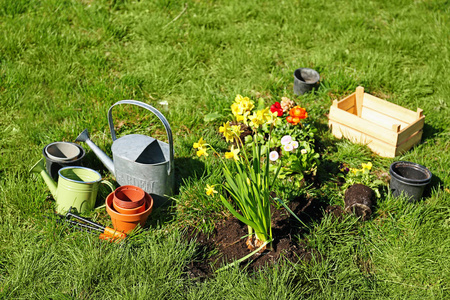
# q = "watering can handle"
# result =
<box><xmin>107</xmin><ymin>100</ymin><xmax>174</xmax><ymax>175</ymax></box>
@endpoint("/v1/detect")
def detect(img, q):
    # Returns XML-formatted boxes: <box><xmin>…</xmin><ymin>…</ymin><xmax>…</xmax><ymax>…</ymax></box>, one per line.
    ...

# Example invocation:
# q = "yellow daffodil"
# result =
<box><xmin>193</xmin><ymin>137</ymin><xmax>207</xmax><ymax>149</ymax></box>
<box><xmin>196</xmin><ymin>148</ymin><xmax>208</xmax><ymax>157</ymax></box>
<box><xmin>205</xmin><ymin>184</ymin><xmax>218</xmax><ymax>196</ymax></box>
<box><xmin>235</xmin><ymin>94</ymin><xmax>254</xmax><ymax>110</ymax></box>
<box><xmin>242</xmin><ymin>111</ymin><xmax>253</xmax><ymax>124</ymax></box>
<box><xmin>261</xmin><ymin>107</ymin><xmax>275</xmax><ymax>124</ymax></box>
<box><xmin>224</xmin><ymin>145</ymin><xmax>240</xmax><ymax>161</ymax></box>
<box><xmin>248</xmin><ymin>110</ymin><xmax>265</xmax><ymax>129</ymax></box>
<box><xmin>219</xmin><ymin>122</ymin><xmax>234</xmax><ymax>143</ymax></box>
<box><xmin>231</xmin><ymin>94</ymin><xmax>254</xmax><ymax>124</ymax></box>
<box><xmin>231</xmin><ymin>102</ymin><xmax>242</xmax><ymax>116</ymax></box>
<box><xmin>231</xmin><ymin>125</ymin><xmax>243</xmax><ymax>137</ymax></box>
<box><xmin>248</xmin><ymin>107</ymin><xmax>274</xmax><ymax>129</ymax></box>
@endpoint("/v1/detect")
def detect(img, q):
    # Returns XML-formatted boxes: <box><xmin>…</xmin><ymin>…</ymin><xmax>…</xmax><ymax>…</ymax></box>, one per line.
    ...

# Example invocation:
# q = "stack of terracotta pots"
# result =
<box><xmin>106</xmin><ymin>185</ymin><xmax>153</xmax><ymax>233</ymax></box>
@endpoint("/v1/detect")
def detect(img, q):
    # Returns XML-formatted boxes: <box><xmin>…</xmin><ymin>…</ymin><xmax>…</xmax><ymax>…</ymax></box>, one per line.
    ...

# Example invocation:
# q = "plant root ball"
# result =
<box><xmin>344</xmin><ymin>184</ymin><xmax>375</xmax><ymax>221</ymax></box>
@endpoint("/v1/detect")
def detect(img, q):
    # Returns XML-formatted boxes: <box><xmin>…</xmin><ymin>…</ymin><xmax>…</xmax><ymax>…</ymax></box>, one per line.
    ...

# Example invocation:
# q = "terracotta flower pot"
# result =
<box><xmin>113</xmin><ymin>201</ymin><xmax>145</xmax><ymax>214</ymax></box>
<box><xmin>106</xmin><ymin>191</ymin><xmax>153</xmax><ymax>233</ymax></box>
<box><xmin>113</xmin><ymin>185</ymin><xmax>145</xmax><ymax>209</ymax></box>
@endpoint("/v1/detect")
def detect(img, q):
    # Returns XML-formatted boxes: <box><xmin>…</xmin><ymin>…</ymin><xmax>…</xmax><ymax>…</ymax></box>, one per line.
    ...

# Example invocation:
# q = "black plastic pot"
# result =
<box><xmin>389</xmin><ymin>161</ymin><xmax>432</xmax><ymax>202</ymax></box>
<box><xmin>293</xmin><ymin>68</ymin><xmax>320</xmax><ymax>95</ymax></box>
<box><xmin>43</xmin><ymin>142</ymin><xmax>86</xmax><ymax>181</ymax></box>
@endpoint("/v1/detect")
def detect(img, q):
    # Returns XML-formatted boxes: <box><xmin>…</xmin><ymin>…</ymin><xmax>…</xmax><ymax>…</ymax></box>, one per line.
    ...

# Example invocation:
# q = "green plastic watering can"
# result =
<box><xmin>30</xmin><ymin>158</ymin><xmax>114</xmax><ymax>213</ymax></box>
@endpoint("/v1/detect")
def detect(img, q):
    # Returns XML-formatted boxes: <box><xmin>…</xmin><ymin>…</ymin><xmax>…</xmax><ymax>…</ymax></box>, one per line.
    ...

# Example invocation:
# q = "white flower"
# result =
<box><xmin>280</xmin><ymin>135</ymin><xmax>292</xmax><ymax>145</ymax></box>
<box><xmin>290</xmin><ymin>141</ymin><xmax>299</xmax><ymax>149</ymax></box>
<box><xmin>284</xmin><ymin>144</ymin><xmax>294</xmax><ymax>152</ymax></box>
<box><xmin>301</xmin><ymin>149</ymin><xmax>308</xmax><ymax>155</ymax></box>
<box><xmin>269</xmin><ymin>151</ymin><xmax>279</xmax><ymax>161</ymax></box>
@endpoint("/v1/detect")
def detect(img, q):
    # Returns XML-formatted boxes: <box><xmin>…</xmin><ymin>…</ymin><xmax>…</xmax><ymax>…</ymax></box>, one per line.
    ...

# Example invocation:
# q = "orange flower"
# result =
<box><xmin>287</xmin><ymin>106</ymin><xmax>307</xmax><ymax>125</ymax></box>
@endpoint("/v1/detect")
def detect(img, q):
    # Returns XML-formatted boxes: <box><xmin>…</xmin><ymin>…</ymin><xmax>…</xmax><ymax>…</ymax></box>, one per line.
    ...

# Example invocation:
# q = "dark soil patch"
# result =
<box><xmin>183</xmin><ymin>196</ymin><xmax>342</xmax><ymax>279</ymax></box>
<box><xmin>344</xmin><ymin>184</ymin><xmax>375</xmax><ymax>221</ymax></box>
<box><xmin>324</xmin><ymin>204</ymin><xmax>345</xmax><ymax>219</ymax></box>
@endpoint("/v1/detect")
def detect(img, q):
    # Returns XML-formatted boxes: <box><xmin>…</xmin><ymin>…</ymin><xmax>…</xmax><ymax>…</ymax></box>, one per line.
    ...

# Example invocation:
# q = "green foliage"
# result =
<box><xmin>339</xmin><ymin>162</ymin><xmax>385</xmax><ymax>198</ymax></box>
<box><xmin>219</xmin><ymin>136</ymin><xmax>275</xmax><ymax>246</ymax></box>
<box><xmin>268</xmin><ymin>123</ymin><xmax>320</xmax><ymax>183</ymax></box>
<box><xmin>192</xmin><ymin>126</ymin><xmax>277</xmax><ymax>248</ymax></box>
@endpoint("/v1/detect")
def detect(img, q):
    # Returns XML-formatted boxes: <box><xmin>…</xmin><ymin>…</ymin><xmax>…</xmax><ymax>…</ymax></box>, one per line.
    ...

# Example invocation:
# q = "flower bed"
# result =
<box><xmin>192</xmin><ymin>94</ymin><xmax>320</xmax><ymax>260</ymax></box>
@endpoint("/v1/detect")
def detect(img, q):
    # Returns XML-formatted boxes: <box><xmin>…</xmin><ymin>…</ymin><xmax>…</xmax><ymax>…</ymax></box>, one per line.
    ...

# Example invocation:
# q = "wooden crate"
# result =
<box><xmin>328</xmin><ymin>86</ymin><xmax>425</xmax><ymax>158</ymax></box>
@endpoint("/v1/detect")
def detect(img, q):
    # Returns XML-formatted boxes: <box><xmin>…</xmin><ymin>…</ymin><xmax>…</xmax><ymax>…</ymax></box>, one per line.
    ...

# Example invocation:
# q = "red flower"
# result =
<box><xmin>270</xmin><ymin>102</ymin><xmax>283</xmax><ymax>117</ymax></box>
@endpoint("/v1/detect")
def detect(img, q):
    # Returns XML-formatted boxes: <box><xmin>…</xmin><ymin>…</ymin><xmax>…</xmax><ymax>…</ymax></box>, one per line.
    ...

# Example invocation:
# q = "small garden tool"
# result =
<box><xmin>52</xmin><ymin>208</ymin><xmax>127</xmax><ymax>241</ymax></box>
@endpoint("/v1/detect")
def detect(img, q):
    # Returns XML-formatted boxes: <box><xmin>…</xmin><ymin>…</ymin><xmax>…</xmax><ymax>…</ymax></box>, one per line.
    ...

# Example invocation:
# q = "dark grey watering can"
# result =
<box><xmin>76</xmin><ymin>100</ymin><xmax>174</xmax><ymax>207</ymax></box>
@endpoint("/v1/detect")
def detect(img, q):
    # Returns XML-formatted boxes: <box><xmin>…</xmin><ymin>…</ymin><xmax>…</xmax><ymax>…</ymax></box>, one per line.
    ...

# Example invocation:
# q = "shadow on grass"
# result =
<box><xmin>145</xmin><ymin>156</ymin><xmax>206</xmax><ymax>228</ymax></box>
<box><xmin>422</xmin><ymin>172</ymin><xmax>444</xmax><ymax>200</ymax></box>
<box><xmin>422</xmin><ymin>123</ymin><xmax>442</xmax><ymax>142</ymax></box>
<box><xmin>173</xmin><ymin>156</ymin><xmax>207</xmax><ymax>194</ymax></box>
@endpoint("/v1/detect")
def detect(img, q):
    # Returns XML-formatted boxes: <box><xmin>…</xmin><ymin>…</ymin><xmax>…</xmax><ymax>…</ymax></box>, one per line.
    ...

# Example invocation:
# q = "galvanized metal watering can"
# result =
<box><xmin>75</xmin><ymin>100</ymin><xmax>174</xmax><ymax>207</ymax></box>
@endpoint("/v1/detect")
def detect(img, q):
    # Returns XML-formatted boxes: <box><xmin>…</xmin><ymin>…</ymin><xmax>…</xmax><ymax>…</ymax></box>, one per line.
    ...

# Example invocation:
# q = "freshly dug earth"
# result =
<box><xmin>184</xmin><ymin>196</ymin><xmax>342</xmax><ymax>278</ymax></box>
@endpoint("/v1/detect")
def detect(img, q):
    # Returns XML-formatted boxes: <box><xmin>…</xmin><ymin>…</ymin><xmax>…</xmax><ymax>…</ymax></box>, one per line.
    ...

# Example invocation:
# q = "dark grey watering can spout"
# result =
<box><xmin>76</xmin><ymin>129</ymin><xmax>115</xmax><ymax>175</ymax></box>
<box><xmin>75</xmin><ymin>100</ymin><xmax>174</xmax><ymax>207</ymax></box>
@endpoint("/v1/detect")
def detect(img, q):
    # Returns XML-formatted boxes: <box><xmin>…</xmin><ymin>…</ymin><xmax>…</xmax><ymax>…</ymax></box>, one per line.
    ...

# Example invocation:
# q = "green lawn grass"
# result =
<box><xmin>1</xmin><ymin>0</ymin><xmax>449</xmax><ymax>299</ymax></box>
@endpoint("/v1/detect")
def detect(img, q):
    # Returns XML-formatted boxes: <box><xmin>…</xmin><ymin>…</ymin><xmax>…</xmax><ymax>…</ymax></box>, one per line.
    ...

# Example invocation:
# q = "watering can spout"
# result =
<box><xmin>75</xmin><ymin>129</ymin><xmax>115</xmax><ymax>175</ymax></box>
<box><xmin>29</xmin><ymin>158</ymin><xmax>57</xmax><ymax>198</ymax></box>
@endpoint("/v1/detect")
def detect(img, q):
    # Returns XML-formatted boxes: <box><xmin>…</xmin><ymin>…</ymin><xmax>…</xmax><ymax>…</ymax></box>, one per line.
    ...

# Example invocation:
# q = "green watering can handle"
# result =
<box><xmin>94</xmin><ymin>180</ymin><xmax>116</xmax><ymax>210</ymax></box>
<box><xmin>101</xmin><ymin>180</ymin><xmax>115</xmax><ymax>193</ymax></box>
<box><xmin>107</xmin><ymin>100</ymin><xmax>174</xmax><ymax>175</ymax></box>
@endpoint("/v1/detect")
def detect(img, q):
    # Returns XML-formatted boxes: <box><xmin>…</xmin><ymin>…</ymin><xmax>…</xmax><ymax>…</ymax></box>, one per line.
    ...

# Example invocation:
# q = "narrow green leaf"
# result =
<box><xmin>203</xmin><ymin>112</ymin><xmax>224</xmax><ymax>122</ymax></box>
<box><xmin>219</xmin><ymin>195</ymin><xmax>259</xmax><ymax>230</ymax></box>
<box><xmin>274</xmin><ymin>197</ymin><xmax>309</xmax><ymax>228</ymax></box>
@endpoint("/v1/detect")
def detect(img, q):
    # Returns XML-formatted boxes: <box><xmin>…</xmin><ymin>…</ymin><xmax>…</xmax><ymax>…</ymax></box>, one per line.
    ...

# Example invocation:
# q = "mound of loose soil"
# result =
<box><xmin>183</xmin><ymin>196</ymin><xmax>342</xmax><ymax>279</ymax></box>
<box><xmin>344</xmin><ymin>184</ymin><xmax>375</xmax><ymax>221</ymax></box>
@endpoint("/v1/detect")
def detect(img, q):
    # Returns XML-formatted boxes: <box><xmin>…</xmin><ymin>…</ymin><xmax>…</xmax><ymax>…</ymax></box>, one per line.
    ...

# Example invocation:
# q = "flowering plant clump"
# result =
<box><xmin>339</xmin><ymin>162</ymin><xmax>385</xmax><ymax>198</ymax></box>
<box><xmin>231</xmin><ymin>94</ymin><xmax>276</xmax><ymax>131</ymax></box>
<box><xmin>193</xmin><ymin>132</ymin><xmax>278</xmax><ymax>253</ymax></box>
<box><xmin>270</xmin><ymin>134</ymin><xmax>319</xmax><ymax>184</ymax></box>
<box><xmin>231</xmin><ymin>94</ymin><xmax>255</xmax><ymax>124</ymax></box>
<box><xmin>265</xmin><ymin>97</ymin><xmax>319</xmax><ymax>182</ymax></box>
<box><xmin>270</xmin><ymin>102</ymin><xmax>283</xmax><ymax>117</ymax></box>
<box><xmin>286</xmin><ymin>106</ymin><xmax>308</xmax><ymax>125</ymax></box>
<box><xmin>192</xmin><ymin>94</ymin><xmax>318</xmax><ymax>254</ymax></box>
<box><xmin>229</xmin><ymin>95</ymin><xmax>319</xmax><ymax>182</ymax></box>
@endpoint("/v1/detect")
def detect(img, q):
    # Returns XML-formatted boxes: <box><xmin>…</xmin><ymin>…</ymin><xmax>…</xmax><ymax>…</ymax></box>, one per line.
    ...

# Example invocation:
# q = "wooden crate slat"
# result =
<box><xmin>355</xmin><ymin>86</ymin><xmax>364</xmax><ymax>117</ymax></box>
<box><xmin>396</xmin><ymin>130</ymin><xmax>423</xmax><ymax>155</ymax></box>
<box><xmin>363</xmin><ymin>94</ymin><xmax>418</xmax><ymax>123</ymax></box>
<box><xmin>335</xmin><ymin>94</ymin><xmax>356</xmax><ymax>111</ymax></box>
<box><xmin>397</xmin><ymin>117</ymin><xmax>425</xmax><ymax>144</ymax></box>
<box><xmin>329</xmin><ymin>120</ymin><xmax>397</xmax><ymax>157</ymax></box>
<box><xmin>360</xmin><ymin>106</ymin><xmax>409</xmax><ymax>130</ymax></box>
<box><xmin>330</xmin><ymin>120</ymin><xmax>373</xmax><ymax>144</ymax></box>
<box><xmin>329</xmin><ymin>106</ymin><xmax>399</xmax><ymax>145</ymax></box>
